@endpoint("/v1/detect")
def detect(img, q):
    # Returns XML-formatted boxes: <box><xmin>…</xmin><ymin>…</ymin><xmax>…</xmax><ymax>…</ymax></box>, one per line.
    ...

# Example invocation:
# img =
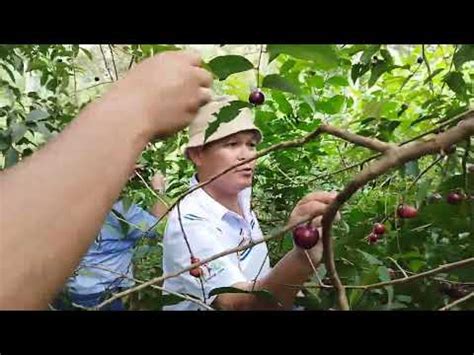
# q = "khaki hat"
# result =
<box><xmin>185</xmin><ymin>95</ymin><xmax>263</xmax><ymax>153</ymax></box>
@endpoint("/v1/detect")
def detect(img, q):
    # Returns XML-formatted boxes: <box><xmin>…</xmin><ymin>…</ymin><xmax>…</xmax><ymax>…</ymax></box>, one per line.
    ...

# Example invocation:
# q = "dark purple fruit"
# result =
<box><xmin>249</xmin><ymin>90</ymin><xmax>265</xmax><ymax>105</ymax></box>
<box><xmin>367</xmin><ymin>233</ymin><xmax>379</xmax><ymax>245</ymax></box>
<box><xmin>373</xmin><ymin>223</ymin><xmax>386</xmax><ymax>235</ymax></box>
<box><xmin>293</xmin><ymin>225</ymin><xmax>320</xmax><ymax>249</ymax></box>
<box><xmin>446</xmin><ymin>192</ymin><xmax>464</xmax><ymax>205</ymax></box>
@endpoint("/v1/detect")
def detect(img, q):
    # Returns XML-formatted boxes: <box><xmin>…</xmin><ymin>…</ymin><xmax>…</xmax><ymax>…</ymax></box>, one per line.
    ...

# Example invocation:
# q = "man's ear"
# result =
<box><xmin>187</xmin><ymin>147</ymin><xmax>204</xmax><ymax>167</ymax></box>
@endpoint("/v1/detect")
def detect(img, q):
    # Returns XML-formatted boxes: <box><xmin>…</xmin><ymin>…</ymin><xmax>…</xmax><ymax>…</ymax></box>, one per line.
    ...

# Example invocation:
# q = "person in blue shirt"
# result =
<box><xmin>52</xmin><ymin>169</ymin><xmax>167</xmax><ymax>310</ymax></box>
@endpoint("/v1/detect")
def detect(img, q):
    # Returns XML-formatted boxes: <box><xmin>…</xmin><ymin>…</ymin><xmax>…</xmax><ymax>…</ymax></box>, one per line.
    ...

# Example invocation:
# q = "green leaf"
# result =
<box><xmin>453</xmin><ymin>45</ymin><xmax>474</xmax><ymax>70</ymax></box>
<box><xmin>444</xmin><ymin>72</ymin><xmax>468</xmax><ymax>100</ymax></box>
<box><xmin>272</xmin><ymin>91</ymin><xmax>293</xmax><ymax>115</ymax></box>
<box><xmin>10</xmin><ymin>122</ymin><xmax>28</xmax><ymax>143</ymax></box>
<box><xmin>360</xmin><ymin>45</ymin><xmax>381</xmax><ymax>64</ymax></box>
<box><xmin>262</xmin><ymin>74</ymin><xmax>301</xmax><ymax>95</ymax></box>
<box><xmin>204</xmin><ymin>101</ymin><xmax>252</xmax><ymax>142</ymax></box>
<box><xmin>308</xmin><ymin>74</ymin><xmax>324</xmax><ymax>89</ymax></box>
<box><xmin>357</xmin><ymin>249</ymin><xmax>383</xmax><ymax>265</ymax></box>
<box><xmin>280</xmin><ymin>59</ymin><xmax>296</xmax><ymax>73</ymax></box>
<box><xmin>351</xmin><ymin>63</ymin><xmax>370</xmax><ymax>84</ymax></box>
<box><xmin>79</xmin><ymin>47</ymin><xmax>93</xmax><ymax>61</ymax></box>
<box><xmin>316</xmin><ymin>95</ymin><xmax>345</xmax><ymax>114</ymax></box>
<box><xmin>0</xmin><ymin>63</ymin><xmax>15</xmax><ymax>82</ymax></box>
<box><xmin>327</xmin><ymin>76</ymin><xmax>349</xmax><ymax>87</ymax></box>
<box><xmin>27</xmin><ymin>59</ymin><xmax>45</xmax><ymax>72</ymax></box>
<box><xmin>380</xmin><ymin>49</ymin><xmax>394</xmax><ymax>66</ymax></box>
<box><xmin>4</xmin><ymin>147</ymin><xmax>19</xmax><ymax>168</ymax></box>
<box><xmin>423</xmin><ymin>68</ymin><xmax>444</xmax><ymax>85</ymax></box>
<box><xmin>0</xmin><ymin>133</ymin><xmax>10</xmax><ymax>150</ymax></box>
<box><xmin>208</xmin><ymin>286</ymin><xmax>280</xmax><ymax>305</ymax></box>
<box><xmin>161</xmin><ymin>294</ymin><xmax>187</xmax><ymax>307</ymax></box>
<box><xmin>26</xmin><ymin>109</ymin><xmax>49</xmax><ymax>122</ymax></box>
<box><xmin>207</xmin><ymin>55</ymin><xmax>254</xmax><ymax>81</ymax></box>
<box><xmin>368</xmin><ymin>61</ymin><xmax>391</xmax><ymax>87</ymax></box>
<box><xmin>267</xmin><ymin>45</ymin><xmax>338</xmax><ymax>69</ymax></box>
<box><xmin>35</xmin><ymin>122</ymin><xmax>51</xmax><ymax>138</ymax></box>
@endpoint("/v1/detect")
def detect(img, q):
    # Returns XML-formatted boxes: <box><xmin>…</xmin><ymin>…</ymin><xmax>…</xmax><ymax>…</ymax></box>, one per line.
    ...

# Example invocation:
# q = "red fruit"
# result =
<box><xmin>397</xmin><ymin>204</ymin><xmax>418</xmax><ymax>219</ymax></box>
<box><xmin>189</xmin><ymin>257</ymin><xmax>202</xmax><ymax>278</ymax></box>
<box><xmin>249</xmin><ymin>90</ymin><xmax>265</xmax><ymax>105</ymax></box>
<box><xmin>367</xmin><ymin>233</ymin><xmax>379</xmax><ymax>244</ymax></box>
<box><xmin>373</xmin><ymin>223</ymin><xmax>386</xmax><ymax>235</ymax></box>
<box><xmin>446</xmin><ymin>192</ymin><xmax>464</xmax><ymax>205</ymax></box>
<box><xmin>292</xmin><ymin>225</ymin><xmax>320</xmax><ymax>249</ymax></box>
<box><xmin>189</xmin><ymin>268</ymin><xmax>202</xmax><ymax>278</ymax></box>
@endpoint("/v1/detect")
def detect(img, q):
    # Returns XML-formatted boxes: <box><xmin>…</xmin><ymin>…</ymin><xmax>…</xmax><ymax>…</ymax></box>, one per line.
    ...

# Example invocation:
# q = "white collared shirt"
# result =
<box><xmin>162</xmin><ymin>176</ymin><xmax>271</xmax><ymax>310</ymax></box>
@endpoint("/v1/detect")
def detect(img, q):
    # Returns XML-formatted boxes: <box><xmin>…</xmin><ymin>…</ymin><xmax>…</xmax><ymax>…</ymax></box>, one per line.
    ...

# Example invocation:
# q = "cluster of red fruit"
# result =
<box><xmin>366</xmin><ymin>222</ymin><xmax>386</xmax><ymax>244</ymax></box>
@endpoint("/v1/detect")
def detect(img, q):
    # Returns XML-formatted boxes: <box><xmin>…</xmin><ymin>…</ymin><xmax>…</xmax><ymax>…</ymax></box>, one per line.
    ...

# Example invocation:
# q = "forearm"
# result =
<box><xmin>216</xmin><ymin>249</ymin><xmax>316</xmax><ymax>310</ymax></box>
<box><xmin>0</xmin><ymin>91</ymin><xmax>151</xmax><ymax>309</ymax></box>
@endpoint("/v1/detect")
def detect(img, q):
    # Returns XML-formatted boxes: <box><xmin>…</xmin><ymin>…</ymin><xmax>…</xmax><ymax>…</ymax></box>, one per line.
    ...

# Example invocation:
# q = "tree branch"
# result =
<box><xmin>321</xmin><ymin>113</ymin><xmax>474</xmax><ymax>309</ymax></box>
<box><xmin>439</xmin><ymin>291</ymin><xmax>474</xmax><ymax>311</ymax></box>
<box><xmin>303</xmin><ymin>257</ymin><xmax>474</xmax><ymax>291</ymax></box>
<box><xmin>320</xmin><ymin>124</ymin><xmax>395</xmax><ymax>153</ymax></box>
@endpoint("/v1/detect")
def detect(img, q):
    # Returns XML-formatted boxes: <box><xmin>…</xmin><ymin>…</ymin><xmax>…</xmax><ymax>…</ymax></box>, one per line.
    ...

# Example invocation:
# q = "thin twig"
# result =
<box><xmin>407</xmin><ymin>155</ymin><xmax>443</xmax><ymax>191</ymax></box>
<box><xmin>99</xmin><ymin>45</ymin><xmax>114</xmax><ymax>82</ymax></box>
<box><xmin>108</xmin><ymin>44</ymin><xmax>119</xmax><ymax>81</ymax></box>
<box><xmin>77</xmin><ymin>81</ymin><xmax>114</xmax><ymax>92</ymax></box>
<box><xmin>439</xmin><ymin>291</ymin><xmax>474</xmax><ymax>311</ymax></box>
<box><xmin>387</xmin><ymin>257</ymin><xmax>409</xmax><ymax>279</ymax></box>
<box><xmin>421</xmin><ymin>44</ymin><xmax>434</xmax><ymax>94</ymax></box>
<box><xmin>83</xmin><ymin>264</ymin><xmax>213</xmax><ymax>310</ymax></box>
<box><xmin>134</xmin><ymin>171</ymin><xmax>170</xmax><ymax>208</ymax></box>
<box><xmin>256</xmin><ymin>45</ymin><xmax>265</xmax><ymax>88</ymax></box>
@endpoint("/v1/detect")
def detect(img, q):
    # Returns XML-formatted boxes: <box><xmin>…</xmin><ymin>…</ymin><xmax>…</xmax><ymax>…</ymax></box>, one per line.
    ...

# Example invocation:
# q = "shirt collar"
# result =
<box><xmin>189</xmin><ymin>174</ymin><xmax>252</xmax><ymax>221</ymax></box>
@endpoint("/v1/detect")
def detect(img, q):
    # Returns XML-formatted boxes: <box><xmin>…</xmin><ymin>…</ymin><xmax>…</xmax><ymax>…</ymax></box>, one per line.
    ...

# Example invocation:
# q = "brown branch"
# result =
<box><xmin>303</xmin><ymin>257</ymin><xmax>474</xmax><ymax>291</ymax></box>
<box><xmin>321</xmin><ymin>113</ymin><xmax>474</xmax><ymax>310</ymax></box>
<box><xmin>439</xmin><ymin>291</ymin><xmax>474</xmax><ymax>311</ymax></box>
<box><xmin>309</xmin><ymin>109</ymin><xmax>473</xmax><ymax>183</ymax></box>
<box><xmin>320</xmin><ymin>124</ymin><xmax>395</xmax><ymax>153</ymax></box>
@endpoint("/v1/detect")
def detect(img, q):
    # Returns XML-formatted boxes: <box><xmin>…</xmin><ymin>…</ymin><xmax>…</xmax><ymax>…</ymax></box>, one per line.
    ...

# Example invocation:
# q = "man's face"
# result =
<box><xmin>190</xmin><ymin>131</ymin><xmax>259</xmax><ymax>194</ymax></box>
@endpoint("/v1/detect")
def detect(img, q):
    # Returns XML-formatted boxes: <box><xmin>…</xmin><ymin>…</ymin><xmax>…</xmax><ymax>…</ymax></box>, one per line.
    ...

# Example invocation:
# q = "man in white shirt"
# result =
<box><xmin>163</xmin><ymin>96</ymin><xmax>337</xmax><ymax>310</ymax></box>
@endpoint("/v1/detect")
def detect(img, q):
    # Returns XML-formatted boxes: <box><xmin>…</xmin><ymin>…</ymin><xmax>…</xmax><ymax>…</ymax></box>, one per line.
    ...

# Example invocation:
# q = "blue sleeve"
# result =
<box><xmin>121</xmin><ymin>203</ymin><xmax>159</xmax><ymax>240</ymax></box>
